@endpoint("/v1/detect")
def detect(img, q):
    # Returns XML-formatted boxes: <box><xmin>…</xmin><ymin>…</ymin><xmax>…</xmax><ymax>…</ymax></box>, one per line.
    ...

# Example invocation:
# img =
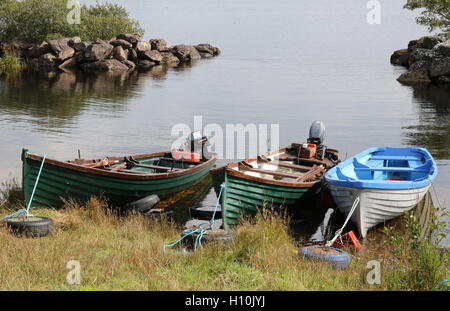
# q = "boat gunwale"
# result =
<box><xmin>25</xmin><ymin>151</ymin><xmax>217</xmax><ymax>181</ymax></box>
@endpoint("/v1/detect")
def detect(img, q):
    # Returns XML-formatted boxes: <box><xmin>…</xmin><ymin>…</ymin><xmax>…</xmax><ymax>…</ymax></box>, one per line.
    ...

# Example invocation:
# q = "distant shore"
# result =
<box><xmin>391</xmin><ymin>35</ymin><xmax>450</xmax><ymax>85</ymax></box>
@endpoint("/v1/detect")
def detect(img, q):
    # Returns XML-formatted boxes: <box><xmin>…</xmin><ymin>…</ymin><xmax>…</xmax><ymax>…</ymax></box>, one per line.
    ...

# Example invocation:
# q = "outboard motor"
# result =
<box><xmin>185</xmin><ymin>131</ymin><xmax>210</xmax><ymax>160</ymax></box>
<box><xmin>307</xmin><ymin>121</ymin><xmax>326</xmax><ymax>148</ymax></box>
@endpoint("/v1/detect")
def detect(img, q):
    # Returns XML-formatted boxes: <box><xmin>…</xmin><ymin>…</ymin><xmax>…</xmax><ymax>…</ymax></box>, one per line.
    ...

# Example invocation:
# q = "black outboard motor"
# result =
<box><xmin>307</xmin><ymin>120</ymin><xmax>325</xmax><ymax>148</ymax></box>
<box><xmin>184</xmin><ymin>131</ymin><xmax>210</xmax><ymax>159</ymax></box>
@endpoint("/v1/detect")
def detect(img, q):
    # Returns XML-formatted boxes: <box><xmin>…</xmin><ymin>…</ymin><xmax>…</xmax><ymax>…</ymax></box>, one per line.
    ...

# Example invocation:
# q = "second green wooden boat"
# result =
<box><xmin>213</xmin><ymin>145</ymin><xmax>340</xmax><ymax>229</ymax></box>
<box><xmin>22</xmin><ymin>148</ymin><xmax>216</xmax><ymax>208</ymax></box>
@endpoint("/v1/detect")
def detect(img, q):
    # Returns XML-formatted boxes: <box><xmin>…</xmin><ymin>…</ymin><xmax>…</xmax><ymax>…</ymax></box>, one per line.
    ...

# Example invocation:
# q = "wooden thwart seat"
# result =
<box><xmin>238</xmin><ymin>162</ymin><xmax>302</xmax><ymax>179</ymax></box>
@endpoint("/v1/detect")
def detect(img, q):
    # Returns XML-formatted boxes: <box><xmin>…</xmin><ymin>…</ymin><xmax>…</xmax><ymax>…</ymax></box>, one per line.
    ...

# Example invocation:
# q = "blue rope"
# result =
<box><xmin>438</xmin><ymin>280</ymin><xmax>450</xmax><ymax>287</ymax></box>
<box><xmin>2</xmin><ymin>155</ymin><xmax>46</xmax><ymax>220</ymax></box>
<box><xmin>163</xmin><ymin>183</ymin><xmax>225</xmax><ymax>253</ymax></box>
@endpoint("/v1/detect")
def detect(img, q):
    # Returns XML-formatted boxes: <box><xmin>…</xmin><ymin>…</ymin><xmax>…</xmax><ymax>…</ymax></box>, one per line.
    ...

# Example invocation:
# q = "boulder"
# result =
<box><xmin>110</xmin><ymin>39</ymin><xmax>133</xmax><ymax>50</ymax></box>
<box><xmin>160</xmin><ymin>52</ymin><xmax>180</xmax><ymax>65</ymax></box>
<box><xmin>84</xmin><ymin>39</ymin><xmax>113</xmax><ymax>61</ymax></box>
<box><xmin>112</xmin><ymin>46</ymin><xmax>128</xmax><ymax>62</ymax></box>
<box><xmin>27</xmin><ymin>41</ymin><xmax>51</xmax><ymax>58</ymax></box>
<box><xmin>390</xmin><ymin>49</ymin><xmax>409</xmax><ymax>66</ymax></box>
<box><xmin>433</xmin><ymin>39</ymin><xmax>450</xmax><ymax>57</ymax></box>
<box><xmin>128</xmin><ymin>48</ymin><xmax>138</xmax><ymax>62</ymax></box>
<box><xmin>171</xmin><ymin>44</ymin><xmax>191</xmax><ymax>60</ymax></box>
<box><xmin>409</xmin><ymin>60</ymin><xmax>431</xmax><ymax>71</ymax></box>
<box><xmin>150</xmin><ymin>39</ymin><xmax>168</xmax><ymax>51</ymax></box>
<box><xmin>116</xmin><ymin>33</ymin><xmax>141</xmax><ymax>46</ymax></box>
<box><xmin>397</xmin><ymin>69</ymin><xmax>431</xmax><ymax>84</ymax></box>
<box><xmin>436</xmin><ymin>75</ymin><xmax>450</xmax><ymax>84</ymax></box>
<box><xmin>195</xmin><ymin>43</ymin><xmax>221</xmax><ymax>56</ymax></box>
<box><xmin>136</xmin><ymin>41</ymin><xmax>151</xmax><ymax>55</ymax></box>
<box><xmin>121</xmin><ymin>59</ymin><xmax>136</xmax><ymax>71</ymax></box>
<box><xmin>408</xmin><ymin>48</ymin><xmax>439</xmax><ymax>65</ymax></box>
<box><xmin>429</xmin><ymin>57</ymin><xmax>450</xmax><ymax>77</ymax></box>
<box><xmin>408</xmin><ymin>40</ymin><xmax>418</xmax><ymax>52</ymax></box>
<box><xmin>48</xmin><ymin>38</ymin><xmax>75</xmax><ymax>62</ymax></box>
<box><xmin>141</xmin><ymin>49</ymin><xmax>163</xmax><ymax>62</ymax></box>
<box><xmin>137</xmin><ymin>60</ymin><xmax>156</xmax><ymax>69</ymax></box>
<box><xmin>416</xmin><ymin>36</ymin><xmax>441</xmax><ymax>50</ymax></box>
<box><xmin>59</xmin><ymin>56</ymin><xmax>78</xmax><ymax>70</ymax></box>
<box><xmin>10</xmin><ymin>39</ymin><xmax>33</xmax><ymax>51</ymax></box>
<box><xmin>68</xmin><ymin>37</ymin><xmax>82</xmax><ymax>47</ymax></box>
<box><xmin>35</xmin><ymin>53</ymin><xmax>58</xmax><ymax>69</ymax></box>
<box><xmin>81</xmin><ymin>59</ymin><xmax>130</xmax><ymax>71</ymax></box>
<box><xmin>188</xmin><ymin>46</ymin><xmax>201</xmax><ymax>60</ymax></box>
<box><xmin>73</xmin><ymin>42</ymin><xmax>89</xmax><ymax>52</ymax></box>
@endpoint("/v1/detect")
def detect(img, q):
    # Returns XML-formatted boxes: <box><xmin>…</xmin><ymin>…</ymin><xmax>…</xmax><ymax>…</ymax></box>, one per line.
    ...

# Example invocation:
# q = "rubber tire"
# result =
<box><xmin>144</xmin><ymin>209</ymin><xmax>174</xmax><ymax>222</ymax></box>
<box><xmin>184</xmin><ymin>229</ymin><xmax>234</xmax><ymax>249</ymax></box>
<box><xmin>124</xmin><ymin>195</ymin><xmax>160</xmax><ymax>213</ymax></box>
<box><xmin>189</xmin><ymin>205</ymin><xmax>222</xmax><ymax>220</ymax></box>
<box><xmin>300</xmin><ymin>246</ymin><xmax>351</xmax><ymax>269</ymax></box>
<box><xmin>5</xmin><ymin>217</ymin><xmax>55</xmax><ymax>238</ymax></box>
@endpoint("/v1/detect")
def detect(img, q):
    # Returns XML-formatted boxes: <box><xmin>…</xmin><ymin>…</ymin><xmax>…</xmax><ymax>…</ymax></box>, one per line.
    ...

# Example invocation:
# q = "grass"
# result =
<box><xmin>0</xmin><ymin>54</ymin><xmax>22</xmax><ymax>76</ymax></box>
<box><xmin>0</xmin><ymin>184</ymin><xmax>448</xmax><ymax>291</ymax></box>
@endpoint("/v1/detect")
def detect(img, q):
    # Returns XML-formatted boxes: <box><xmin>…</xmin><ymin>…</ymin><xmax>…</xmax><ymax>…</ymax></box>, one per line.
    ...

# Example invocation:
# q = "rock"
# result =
<box><xmin>160</xmin><ymin>52</ymin><xmax>180</xmax><ymax>65</ymax></box>
<box><xmin>409</xmin><ymin>60</ymin><xmax>431</xmax><ymax>71</ymax></box>
<box><xmin>68</xmin><ymin>37</ymin><xmax>81</xmax><ymax>47</ymax></box>
<box><xmin>27</xmin><ymin>41</ymin><xmax>51</xmax><ymax>58</ymax></box>
<box><xmin>141</xmin><ymin>49</ymin><xmax>163</xmax><ymax>62</ymax></box>
<box><xmin>81</xmin><ymin>59</ymin><xmax>130</xmax><ymax>71</ymax></box>
<box><xmin>84</xmin><ymin>39</ymin><xmax>113</xmax><ymax>61</ymax></box>
<box><xmin>408</xmin><ymin>40</ymin><xmax>418</xmax><ymax>52</ymax></box>
<box><xmin>10</xmin><ymin>39</ymin><xmax>33</xmax><ymax>51</ymax></box>
<box><xmin>171</xmin><ymin>44</ymin><xmax>191</xmax><ymax>60</ymax></box>
<box><xmin>150</xmin><ymin>39</ymin><xmax>168</xmax><ymax>51</ymax></box>
<box><xmin>121</xmin><ymin>59</ymin><xmax>136</xmax><ymax>71</ymax></box>
<box><xmin>136</xmin><ymin>41</ymin><xmax>151</xmax><ymax>55</ymax></box>
<box><xmin>429</xmin><ymin>57</ymin><xmax>450</xmax><ymax>77</ymax></box>
<box><xmin>416</xmin><ymin>36</ymin><xmax>442</xmax><ymax>50</ymax></box>
<box><xmin>112</xmin><ymin>46</ymin><xmax>128</xmax><ymax>62</ymax></box>
<box><xmin>397</xmin><ymin>69</ymin><xmax>431</xmax><ymax>84</ymax></box>
<box><xmin>195</xmin><ymin>43</ymin><xmax>221</xmax><ymax>56</ymax></box>
<box><xmin>59</xmin><ymin>56</ymin><xmax>78</xmax><ymax>70</ymax></box>
<box><xmin>48</xmin><ymin>38</ymin><xmax>75</xmax><ymax>62</ymax></box>
<box><xmin>433</xmin><ymin>39</ymin><xmax>450</xmax><ymax>57</ymax></box>
<box><xmin>35</xmin><ymin>53</ymin><xmax>58</xmax><ymax>69</ymax></box>
<box><xmin>408</xmin><ymin>48</ymin><xmax>439</xmax><ymax>65</ymax></box>
<box><xmin>110</xmin><ymin>39</ymin><xmax>133</xmax><ymax>50</ymax></box>
<box><xmin>116</xmin><ymin>33</ymin><xmax>141</xmax><ymax>46</ymax></box>
<box><xmin>436</xmin><ymin>75</ymin><xmax>450</xmax><ymax>84</ymax></box>
<box><xmin>188</xmin><ymin>46</ymin><xmax>201</xmax><ymax>60</ymax></box>
<box><xmin>128</xmin><ymin>48</ymin><xmax>138</xmax><ymax>62</ymax></box>
<box><xmin>137</xmin><ymin>60</ymin><xmax>156</xmax><ymax>69</ymax></box>
<box><xmin>390</xmin><ymin>49</ymin><xmax>409</xmax><ymax>66</ymax></box>
<box><xmin>73</xmin><ymin>42</ymin><xmax>89</xmax><ymax>52</ymax></box>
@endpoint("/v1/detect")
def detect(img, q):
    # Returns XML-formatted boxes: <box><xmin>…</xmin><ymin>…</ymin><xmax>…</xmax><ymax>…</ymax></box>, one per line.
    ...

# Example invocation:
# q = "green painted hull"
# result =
<box><xmin>22</xmin><ymin>150</ymin><xmax>216</xmax><ymax>208</ymax></box>
<box><xmin>222</xmin><ymin>173</ymin><xmax>319</xmax><ymax>229</ymax></box>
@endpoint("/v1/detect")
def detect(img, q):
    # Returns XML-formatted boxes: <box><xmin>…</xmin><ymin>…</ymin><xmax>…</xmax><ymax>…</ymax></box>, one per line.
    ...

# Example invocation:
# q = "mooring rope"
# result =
<box><xmin>2</xmin><ymin>155</ymin><xmax>46</xmax><ymax>220</ymax></box>
<box><xmin>163</xmin><ymin>183</ymin><xmax>225</xmax><ymax>253</ymax></box>
<box><xmin>325</xmin><ymin>195</ymin><xmax>360</xmax><ymax>247</ymax></box>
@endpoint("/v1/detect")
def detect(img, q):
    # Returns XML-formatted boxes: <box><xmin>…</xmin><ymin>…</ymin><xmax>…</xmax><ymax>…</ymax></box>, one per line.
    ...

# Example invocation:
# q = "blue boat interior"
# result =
<box><xmin>334</xmin><ymin>148</ymin><xmax>435</xmax><ymax>183</ymax></box>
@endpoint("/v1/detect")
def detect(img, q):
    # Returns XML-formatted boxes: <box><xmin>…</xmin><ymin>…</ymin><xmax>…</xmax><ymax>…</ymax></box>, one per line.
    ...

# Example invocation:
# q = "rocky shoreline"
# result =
<box><xmin>391</xmin><ymin>35</ymin><xmax>450</xmax><ymax>85</ymax></box>
<box><xmin>0</xmin><ymin>34</ymin><xmax>220</xmax><ymax>73</ymax></box>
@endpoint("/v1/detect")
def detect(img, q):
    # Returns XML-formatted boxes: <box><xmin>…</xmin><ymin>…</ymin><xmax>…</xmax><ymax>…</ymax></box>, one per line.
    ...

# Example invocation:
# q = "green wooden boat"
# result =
<box><xmin>216</xmin><ymin>145</ymin><xmax>340</xmax><ymax>229</ymax></box>
<box><xmin>22</xmin><ymin>148</ymin><xmax>217</xmax><ymax>208</ymax></box>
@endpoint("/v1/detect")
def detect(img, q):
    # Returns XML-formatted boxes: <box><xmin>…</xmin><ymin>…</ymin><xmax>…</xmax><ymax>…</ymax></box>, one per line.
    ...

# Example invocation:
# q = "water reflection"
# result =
<box><xmin>402</xmin><ymin>85</ymin><xmax>450</xmax><ymax>160</ymax></box>
<box><xmin>0</xmin><ymin>65</ymin><xmax>188</xmax><ymax>133</ymax></box>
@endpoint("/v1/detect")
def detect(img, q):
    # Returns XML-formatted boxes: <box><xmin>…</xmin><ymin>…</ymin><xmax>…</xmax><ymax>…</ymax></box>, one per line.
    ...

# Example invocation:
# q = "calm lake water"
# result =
<box><xmin>0</xmin><ymin>1</ymin><xmax>449</xmax><ymax>245</ymax></box>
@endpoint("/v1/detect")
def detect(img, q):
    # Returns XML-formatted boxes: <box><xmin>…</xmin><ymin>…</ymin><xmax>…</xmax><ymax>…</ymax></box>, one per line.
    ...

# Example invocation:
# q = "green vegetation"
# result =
<box><xmin>0</xmin><ymin>0</ymin><xmax>144</xmax><ymax>42</ymax></box>
<box><xmin>404</xmin><ymin>0</ymin><xmax>450</xmax><ymax>34</ymax></box>
<box><xmin>0</xmin><ymin>183</ymin><xmax>448</xmax><ymax>290</ymax></box>
<box><xmin>0</xmin><ymin>54</ymin><xmax>22</xmax><ymax>76</ymax></box>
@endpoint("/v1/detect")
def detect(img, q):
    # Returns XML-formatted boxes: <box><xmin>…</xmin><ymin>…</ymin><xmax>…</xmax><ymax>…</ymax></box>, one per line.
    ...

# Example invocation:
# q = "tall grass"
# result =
<box><xmin>0</xmin><ymin>187</ymin><xmax>448</xmax><ymax>290</ymax></box>
<box><xmin>0</xmin><ymin>54</ymin><xmax>22</xmax><ymax>76</ymax></box>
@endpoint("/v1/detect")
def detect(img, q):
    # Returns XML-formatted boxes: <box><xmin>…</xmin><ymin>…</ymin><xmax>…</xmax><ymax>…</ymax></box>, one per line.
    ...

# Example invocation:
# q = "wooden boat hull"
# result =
<box><xmin>22</xmin><ymin>149</ymin><xmax>216</xmax><ymax>208</ymax></box>
<box><xmin>328</xmin><ymin>184</ymin><xmax>430</xmax><ymax>238</ymax></box>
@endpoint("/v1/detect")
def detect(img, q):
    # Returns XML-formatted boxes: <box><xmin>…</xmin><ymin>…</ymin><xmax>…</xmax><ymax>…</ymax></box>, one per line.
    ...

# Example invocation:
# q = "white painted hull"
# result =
<box><xmin>328</xmin><ymin>184</ymin><xmax>430</xmax><ymax>238</ymax></box>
